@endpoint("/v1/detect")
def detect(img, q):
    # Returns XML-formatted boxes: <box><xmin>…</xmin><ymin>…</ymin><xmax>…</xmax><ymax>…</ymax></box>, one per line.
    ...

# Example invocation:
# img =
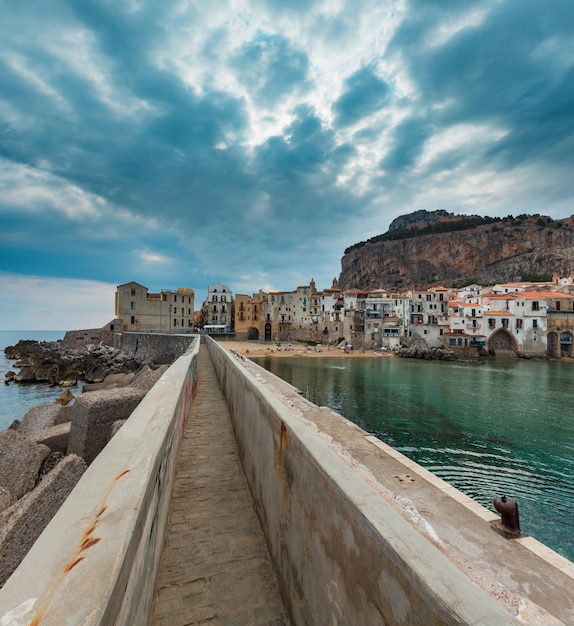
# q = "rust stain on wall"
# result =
<box><xmin>274</xmin><ymin>421</ymin><xmax>288</xmax><ymax>483</ymax></box>
<box><xmin>27</xmin><ymin>468</ymin><xmax>132</xmax><ymax>624</ymax></box>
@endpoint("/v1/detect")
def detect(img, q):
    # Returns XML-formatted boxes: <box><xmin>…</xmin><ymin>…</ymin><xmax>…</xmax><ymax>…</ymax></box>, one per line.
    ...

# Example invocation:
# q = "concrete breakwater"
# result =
<box><xmin>1</xmin><ymin>335</ymin><xmax>573</xmax><ymax>624</ymax></box>
<box><xmin>0</xmin><ymin>332</ymin><xmax>196</xmax><ymax>590</ymax></box>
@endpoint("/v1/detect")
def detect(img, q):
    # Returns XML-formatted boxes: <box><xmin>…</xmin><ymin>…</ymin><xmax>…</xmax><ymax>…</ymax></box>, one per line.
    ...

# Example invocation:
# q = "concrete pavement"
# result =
<box><xmin>150</xmin><ymin>345</ymin><xmax>289</xmax><ymax>626</ymax></box>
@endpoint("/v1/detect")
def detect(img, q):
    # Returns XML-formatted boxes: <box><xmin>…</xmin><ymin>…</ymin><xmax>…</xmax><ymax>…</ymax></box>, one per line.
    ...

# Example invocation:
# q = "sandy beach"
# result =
<box><xmin>215</xmin><ymin>340</ymin><xmax>392</xmax><ymax>359</ymax></box>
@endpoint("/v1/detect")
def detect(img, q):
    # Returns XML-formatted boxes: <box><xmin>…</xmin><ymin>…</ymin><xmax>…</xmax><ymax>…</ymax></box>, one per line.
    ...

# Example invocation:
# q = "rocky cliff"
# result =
<box><xmin>340</xmin><ymin>212</ymin><xmax>574</xmax><ymax>290</ymax></box>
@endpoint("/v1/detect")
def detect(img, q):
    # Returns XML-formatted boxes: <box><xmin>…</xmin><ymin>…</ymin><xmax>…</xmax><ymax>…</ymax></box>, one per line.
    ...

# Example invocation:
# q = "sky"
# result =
<box><xmin>1</xmin><ymin>0</ymin><xmax>574</xmax><ymax>330</ymax></box>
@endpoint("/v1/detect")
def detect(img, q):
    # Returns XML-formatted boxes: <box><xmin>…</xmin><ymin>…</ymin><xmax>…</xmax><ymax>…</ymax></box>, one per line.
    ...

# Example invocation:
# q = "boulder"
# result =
<box><xmin>0</xmin><ymin>487</ymin><xmax>11</xmax><ymax>515</ymax></box>
<box><xmin>30</xmin><ymin>423</ymin><xmax>71</xmax><ymax>454</ymax></box>
<box><xmin>4</xmin><ymin>339</ymin><xmax>143</xmax><ymax>385</ymax></box>
<box><xmin>0</xmin><ymin>454</ymin><xmax>87</xmax><ymax>588</ymax></box>
<box><xmin>130</xmin><ymin>364</ymin><xmax>169</xmax><ymax>391</ymax></box>
<box><xmin>18</xmin><ymin>404</ymin><xmax>66</xmax><ymax>438</ymax></box>
<box><xmin>37</xmin><ymin>451</ymin><xmax>65</xmax><ymax>482</ymax></box>
<box><xmin>82</xmin><ymin>371</ymin><xmax>136</xmax><ymax>393</ymax></box>
<box><xmin>109</xmin><ymin>419</ymin><xmax>127</xmax><ymax>440</ymax></box>
<box><xmin>67</xmin><ymin>387</ymin><xmax>147</xmax><ymax>464</ymax></box>
<box><xmin>55</xmin><ymin>405</ymin><xmax>74</xmax><ymax>425</ymax></box>
<box><xmin>0</xmin><ymin>431</ymin><xmax>50</xmax><ymax>500</ymax></box>
<box><xmin>58</xmin><ymin>380</ymin><xmax>77</xmax><ymax>388</ymax></box>
<box><xmin>55</xmin><ymin>388</ymin><xmax>75</xmax><ymax>406</ymax></box>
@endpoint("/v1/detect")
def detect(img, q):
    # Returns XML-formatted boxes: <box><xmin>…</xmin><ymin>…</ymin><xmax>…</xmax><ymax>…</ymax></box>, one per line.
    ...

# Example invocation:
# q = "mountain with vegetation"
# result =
<box><xmin>339</xmin><ymin>211</ymin><xmax>574</xmax><ymax>291</ymax></box>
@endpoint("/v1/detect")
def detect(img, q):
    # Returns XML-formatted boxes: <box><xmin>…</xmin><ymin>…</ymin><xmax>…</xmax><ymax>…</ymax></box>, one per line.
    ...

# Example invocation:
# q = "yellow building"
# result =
<box><xmin>234</xmin><ymin>293</ymin><xmax>264</xmax><ymax>340</ymax></box>
<box><xmin>116</xmin><ymin>282</ymin><xmax>195</xmax><ymax>332</ymax></box>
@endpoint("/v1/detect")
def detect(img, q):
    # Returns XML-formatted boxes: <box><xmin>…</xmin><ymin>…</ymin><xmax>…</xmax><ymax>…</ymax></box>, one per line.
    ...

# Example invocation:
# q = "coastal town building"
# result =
<box><xmin>234</xmin><ymin>293</ymin><xmax>264</xmax><ymax>340</ymax></box>
<box><xmin>108</xmin><ymin>276</ymin><xmax>574</xmax><ymax>359</ymax></box>
<box><xmin>115</xmin><ymin>282</ymin><xmax>194</xmax><ymax>333</ymax></box>
<box><xmin>406</xmin><ymin>287</ymin><xmax>449</xmax><ymax>348</ymax></box>
<box><xmin>204</xmin><ymin>283</ymin><xmax>232</xmax><ymax>331</ymax></box>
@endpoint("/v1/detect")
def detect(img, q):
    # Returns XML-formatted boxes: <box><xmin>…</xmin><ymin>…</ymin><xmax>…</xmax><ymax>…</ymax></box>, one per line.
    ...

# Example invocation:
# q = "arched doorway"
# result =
<box><xmin>247</xmin><ymin>327</ymin><xmax>259</xmax><ymax>341</ymax></box>
<box><xmin>265</xmin><ymin>323</ymin><xmax>272</xmax><ymax>342</ymax></box>
<box><xmin>547</xmin><ymin>331</ymin><xmax>560</xmax><ymax>358</ymax></box>
<box><xmin>560</xmin><ymin>331</ymin><xmax>573</xmax><ymax>357</ymax></box>
<box><xmin>487</xmin><ymin>329</ymin><xmax>518</xmax><ymax>356</ymax></box>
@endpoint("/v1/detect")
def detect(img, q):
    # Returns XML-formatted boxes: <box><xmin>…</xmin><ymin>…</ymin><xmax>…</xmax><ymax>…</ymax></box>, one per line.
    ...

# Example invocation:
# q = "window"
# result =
<box><xmin>130</xmin><ymin>316</ymin><xmax>135</xmax><ymax>324</ymax></box>
<box><xmin>502</xmin><ymin>318</ymin><xmax>509</xmax><ymax>329</ymax></box>
<box><xmin>488</xmin><ymin>319</ymin><xmax>496</xmax><ymax>329</ymax></box>
<box><xmin>212</xmin><ymin>295</ymin><xmax>217</xmax><ymax>302</ymax></box>
<box><xmin>556</xmin><ymin>301</ymin><xmax>561</xmax><ymax>311</ymax></box>
<box><xmin>532</xmin><ymin>301</ymin><xmax>539</xmax><ymax>311</ymax></box>
<box><xmin>533</xmin><ymin>319</ymin><xmax>538</xmax><ymax>329</ymax></box>
<box><xmin>174</xmin><ymin>295</ymin><xmax>177</xmax><ymax>302</ymax></box>
<box><xmin>130</xmin><ymin>301</ymin><xmax>136</xmax><ymax>310</ymax></box>
<box><xmin>221</xmin><ymin>295</ymin><xmax>226</xmax><ymax>302</ymax></box>
<box><xmin>516</xmin><ymin>319</ymin><xmax>523</xmax><ymax>329</ymax></box>
<box><xmin>131</xmin><ymin>288</ymin><xmax>136</xmax><ymax>296</ymax></box>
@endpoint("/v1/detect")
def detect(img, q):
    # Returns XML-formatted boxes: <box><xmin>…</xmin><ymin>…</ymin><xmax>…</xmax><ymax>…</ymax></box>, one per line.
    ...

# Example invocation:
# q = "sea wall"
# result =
<box><xmin>120</xmin><ymin>332</ymin><xmax>196</xmax><ymax>364</ymax></box>
<box><xmin>205</xmin><ymin>336</ymin><xmax>518</xmax><ymax>625</ymax></box>
<box><xmin>0</xmin><ymin>338</ymin><xmax>199</xmax><ymax>625</ymax></box>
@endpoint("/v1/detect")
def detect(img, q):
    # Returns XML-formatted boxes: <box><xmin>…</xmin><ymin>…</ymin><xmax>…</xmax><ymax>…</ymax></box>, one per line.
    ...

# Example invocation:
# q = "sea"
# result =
<box><xmin>253</xmin><ymin>354</ymin><xmax>574</xmax><ymax>563</ymax></box>
<box><xmin>2</xmin><ymin>330</ymin><xmax>573</xmax><ymax>562</ymax></box>
<box><xmin>0</xmin><ymin>330</ymin><xmax>68</xmax><ymax>430</ymax></box>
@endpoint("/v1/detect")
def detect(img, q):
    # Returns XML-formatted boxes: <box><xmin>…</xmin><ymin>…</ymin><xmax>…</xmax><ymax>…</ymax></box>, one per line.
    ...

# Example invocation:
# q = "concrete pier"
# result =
<box><xmin>1</xmin><ymin>334</ymin><xmax>573</xmax><ymax>625</ymax></box>
<box><xmin>150</xmin><ymin>345</ymin><xmax>288</xmax><ymax>625</ymax></box>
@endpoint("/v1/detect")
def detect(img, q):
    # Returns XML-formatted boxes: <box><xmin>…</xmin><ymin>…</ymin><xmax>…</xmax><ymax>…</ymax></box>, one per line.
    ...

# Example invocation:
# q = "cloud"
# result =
<box><xmin>0</xmin><ymin>274</ymin><xmax>116</xmax><ymax>330</ymax></box>
<box><xmin>333</xmin><ymin>64</ymin><xmax>390</xmax><ymax>127</ymax></box>
<box><xmin>231</xmin><ymin>33</ymin><xmax>310</xmax><ymax>107</ymax></box>
<box><xmin>1</xmin><ymin>0</ymin><xmax>574</xmax><ymax>329</ymax></box>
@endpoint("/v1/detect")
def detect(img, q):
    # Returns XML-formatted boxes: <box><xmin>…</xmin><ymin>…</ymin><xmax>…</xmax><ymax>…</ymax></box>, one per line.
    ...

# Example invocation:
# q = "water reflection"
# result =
<box><xmin>253</xmin><ymin>355</ymin><xmax>574</xmax><ymax>562</ymax></box>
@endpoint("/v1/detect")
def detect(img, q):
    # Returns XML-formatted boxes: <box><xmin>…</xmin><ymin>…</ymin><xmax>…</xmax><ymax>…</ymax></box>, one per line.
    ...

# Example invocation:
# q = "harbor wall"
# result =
<box><xmin>0</xmin><ymin>338</ymin><xmax>200</xmax><ymax>625</ymax></box>
<box><xmin>205</xmin><ymin>335</ymin><xmax>518</xmax><ymax>625</ymax></box>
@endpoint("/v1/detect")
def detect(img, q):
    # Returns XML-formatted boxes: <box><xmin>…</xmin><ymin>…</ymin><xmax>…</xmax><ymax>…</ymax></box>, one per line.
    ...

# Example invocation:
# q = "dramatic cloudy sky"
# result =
<box><xmin>1</xmin><ymin>0</ymin><xmax>574</xmax><ymax>329</ymax></box>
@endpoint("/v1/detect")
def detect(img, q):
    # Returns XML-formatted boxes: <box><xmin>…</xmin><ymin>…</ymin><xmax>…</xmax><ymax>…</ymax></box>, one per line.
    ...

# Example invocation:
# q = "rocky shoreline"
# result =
<box><xmin>4</xmin><ymin>339</ymin><xmax>149</xmax><ymax>386</ymax></box>
<box><xmin>0</xmin><ymin>339</ymin><xmax>168</xmax><ymax>588</ymax></box>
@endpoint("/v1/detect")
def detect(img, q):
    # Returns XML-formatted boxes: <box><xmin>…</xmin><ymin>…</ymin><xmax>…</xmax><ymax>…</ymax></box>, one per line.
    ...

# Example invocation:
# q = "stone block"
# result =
<box><xmin>30</xmin><ymin>423</ymin><xmax>71</xmax><ymax>454</ymax></box>
<box><xmin>67</xmin><ymin>387</ymin><xmax>147</xmax><ymax>464</ymax></box>
<box><xmin>129</xmin><ymin>365</ymin><xmax>168</xmax><ymax>391</ymax></box>
<box><xmin>54</xmin><ymin>405</ymin><xmax>74</xmax><ymax>425</ymax></box>
<box><xmin>109</xmin><ymin>420</ymin><xmax>127</xmax><ymax>440</ymax></box>
<box><xmin>0</xmin><ymin>431</ymin><xmax>50</xmax><ymax>500</ymax></box>
<box><xmin>0</xmin><ymin>487</ymin><xmax>11</xmax><ymax>515</ymax></box>
<box><xmin>18</xmin><ymin>404</ymin><xmax>66</xmax><ymax>437</ymax></box>
<box><xmin>0</xmin><ymin>454</ymin><xmax>87</xmax><ymax>587</ymax></box>
<box><xmin>82</xmin><ymin>372</ymin><xmax>136</xmax><ymax>393</ymax></box>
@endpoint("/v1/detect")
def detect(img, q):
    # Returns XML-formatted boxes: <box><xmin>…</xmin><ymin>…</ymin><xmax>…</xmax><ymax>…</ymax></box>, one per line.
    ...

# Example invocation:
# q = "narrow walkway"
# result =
<box><xmin>150</xmin><ymin>345</ymin><xmax>289</xmax><ymax>626</ymax></box>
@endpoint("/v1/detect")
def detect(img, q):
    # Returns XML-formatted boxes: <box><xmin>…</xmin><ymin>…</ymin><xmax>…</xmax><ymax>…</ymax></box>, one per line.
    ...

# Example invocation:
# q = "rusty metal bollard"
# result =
<box><xmin>493</xmin><ymin>495</ymin><xmax>521</xmax><ymax>537</ymax></box>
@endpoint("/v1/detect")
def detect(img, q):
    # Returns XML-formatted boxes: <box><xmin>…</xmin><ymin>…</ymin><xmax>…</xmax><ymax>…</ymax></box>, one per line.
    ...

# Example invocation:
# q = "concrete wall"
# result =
<box><xmin>120</xmin><ymin>331</ymin><xmax>196</xmax><ymax>364</ymax></box>
<box><xmin>0</xmin><ymin>338</ymin><xmax>199</xmax><ymax>626</ymax></box>
<box><xmin>205</xmin><ymin>336</ymin><xmax>518</xmax><ymax>626</ymax></box>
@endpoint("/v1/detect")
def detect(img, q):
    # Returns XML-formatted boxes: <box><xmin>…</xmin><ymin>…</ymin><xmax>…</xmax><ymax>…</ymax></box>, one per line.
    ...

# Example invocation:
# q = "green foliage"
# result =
<box><xmin>521</xmin><ymin>273</ymin><xmax>552</xmax><ymax>282</ymax></box>
<box><xmin>451</xmin><ymin>278</ymin><xmax>478</xmax><ymax>288</ymax></box>
<box><xmin>344</xmin><ymin>215</ymin><xmax>504</xmax><ymax>254</ymax></box>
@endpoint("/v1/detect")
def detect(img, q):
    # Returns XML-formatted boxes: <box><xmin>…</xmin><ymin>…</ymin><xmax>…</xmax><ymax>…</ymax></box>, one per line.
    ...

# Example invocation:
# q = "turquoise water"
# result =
<box><xmin>253</xmin><ymin>355</ymin><xmax>574</xmax><ymax>562</ymax></box>
<box><xmin>0</xmin><ymin>330</ymin><xmax>67</xmax><ymax>430</ymax></box>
